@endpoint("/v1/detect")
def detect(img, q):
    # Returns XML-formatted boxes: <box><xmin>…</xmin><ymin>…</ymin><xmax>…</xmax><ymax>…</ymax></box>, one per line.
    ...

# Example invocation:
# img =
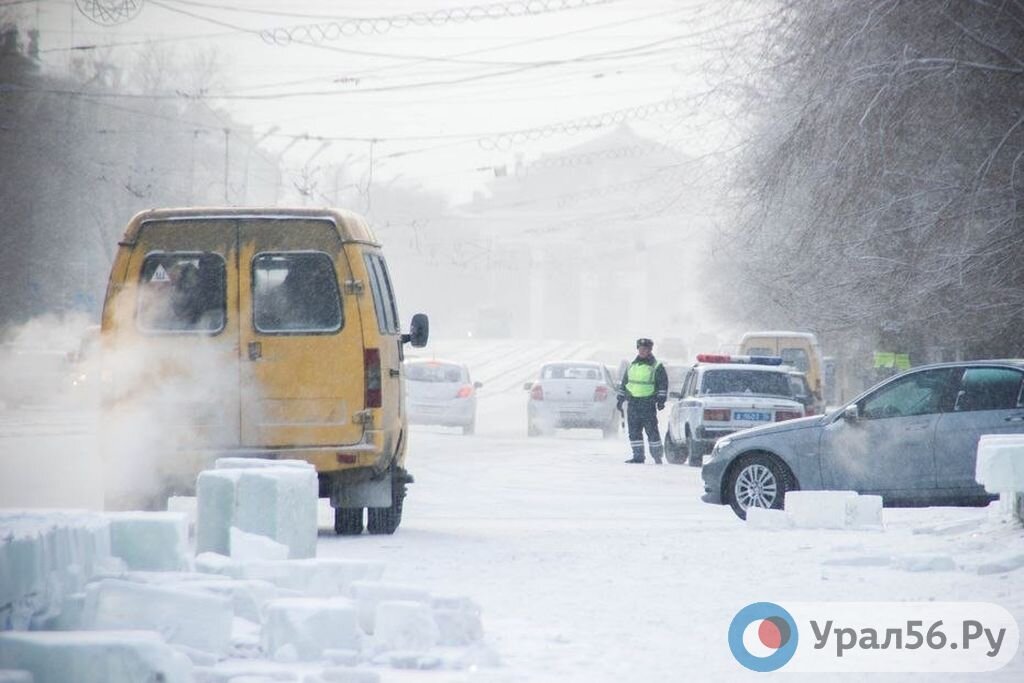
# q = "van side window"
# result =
<box><xmin>363</xmin><ymin>253</ymin><xmax>400</xmax><ymax>335</ymax></box>
<box><xmin>253</xmin><ymin>252</ymin><xmax>343</xmax><ymax>334</ymax></box>
<box><xmin>137</xmin><ymin>253</ymin><xmax>226</xmax><ymax>333</ymax></box>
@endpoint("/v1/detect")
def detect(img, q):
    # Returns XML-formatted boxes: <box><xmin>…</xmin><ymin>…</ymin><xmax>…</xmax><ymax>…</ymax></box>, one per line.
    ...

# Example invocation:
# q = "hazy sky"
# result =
<box><xmin>19</xmin><ymin>0</ymin><xmax>754</xmax><ymax>202</ymax></box>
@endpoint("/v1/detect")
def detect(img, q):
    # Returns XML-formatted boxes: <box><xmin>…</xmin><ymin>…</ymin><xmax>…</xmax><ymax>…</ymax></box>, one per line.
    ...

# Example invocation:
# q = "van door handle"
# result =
<box><xmin>390</xmin><ymin>368</ymin><xmax>401</xmax><ymax>377</ymax></box>
<box><xmin>1005</xmin><ymin>414</ymin><xmax>1024</xmax><ymax>422</ymax></box>
<box><xmin>248</xmin><ymin>342</ymin><xmax>262</xmax><ymax>361</ymax></box>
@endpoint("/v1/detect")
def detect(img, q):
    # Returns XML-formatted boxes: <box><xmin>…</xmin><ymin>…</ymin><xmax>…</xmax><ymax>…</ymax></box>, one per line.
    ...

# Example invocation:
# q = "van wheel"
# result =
<box><xmin>334</xmin><ymin>508</ymin><xmax>364</xmax><ymax>536</ymax></box>
<box><xmin>367</xmin><ymin>480</ymin><xmax>406</xmax><ymax>535</ymax></box>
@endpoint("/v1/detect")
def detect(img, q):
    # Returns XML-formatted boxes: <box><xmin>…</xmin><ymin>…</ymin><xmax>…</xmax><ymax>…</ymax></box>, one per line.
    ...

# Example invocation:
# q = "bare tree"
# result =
<box><xmin>714</xmin><ymin>0</ymin><xmax>1024</xmax><ymax>388</ymax></box>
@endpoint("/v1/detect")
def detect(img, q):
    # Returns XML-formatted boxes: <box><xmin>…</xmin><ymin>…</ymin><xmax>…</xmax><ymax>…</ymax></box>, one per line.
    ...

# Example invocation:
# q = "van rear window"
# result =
<box><xmin>253</xmin><ymin>252</ymin><xmax>342</xmax><ymax>334</ymax></box>
<box><xmin>780</xmin><ymin>348</ymin><xmax>810</xmax><ymax>372</ymax></box>
<box><xmin>137</xmin><ymin>253</ymin><xmax>226</xmax><ymax>333</ymax></box>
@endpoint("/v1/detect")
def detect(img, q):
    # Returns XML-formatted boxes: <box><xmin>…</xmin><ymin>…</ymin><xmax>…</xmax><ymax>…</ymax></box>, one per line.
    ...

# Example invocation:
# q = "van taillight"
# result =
<box><xmin>365</xmin><ymin>348</ymin><xmax>381</xmax><ymax>408</ymax></box>
<box><xmin>703</xmin><ymin>409</ymin><xmax>730</xmax><ymax>422</ymax></box>
<box><xmin>775</xmin><ymin>410</ymin><xmax>802</xmax><ymax>422</ymax></box>
<box><xmin>456</xmin><ymin>384</ymin><xmax>473</xmax><ymax>398</ymax></box>
<box><xmin>594</xmin><ymin>385</ymin><xmax>609</xmax><ymax>401</ymax></box>
<box><xmin>530</xmin><ymin>384</ymin><xmax>544</xmax><ymax>400</ymax></box>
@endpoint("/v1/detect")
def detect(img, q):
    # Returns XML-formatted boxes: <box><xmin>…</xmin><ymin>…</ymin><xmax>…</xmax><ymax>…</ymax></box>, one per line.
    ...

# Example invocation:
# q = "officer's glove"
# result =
<box><xmin>657</xmin><ymin>401</ymin><xmax>665</xmax><ymax>411</ymax></box>
<box><xmin>616</xmin><ymin>399</ymin><xmax>625</xmax><ymax>411</ymax></box>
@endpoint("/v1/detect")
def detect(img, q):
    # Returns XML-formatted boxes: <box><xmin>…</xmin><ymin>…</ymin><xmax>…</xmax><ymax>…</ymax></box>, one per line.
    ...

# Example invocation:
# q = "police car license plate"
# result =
<box><xmin>733</xmin><ymin>410</ymin><xmax>771</xmax><ymax>422</ymax></box>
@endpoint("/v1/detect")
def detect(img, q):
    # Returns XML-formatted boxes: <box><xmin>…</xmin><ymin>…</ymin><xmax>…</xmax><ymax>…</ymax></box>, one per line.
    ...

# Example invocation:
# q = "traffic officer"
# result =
<box><xmin>617</xmin><ymin>337</ymin><xmax>669</xmax><ymax>464</ymax></box>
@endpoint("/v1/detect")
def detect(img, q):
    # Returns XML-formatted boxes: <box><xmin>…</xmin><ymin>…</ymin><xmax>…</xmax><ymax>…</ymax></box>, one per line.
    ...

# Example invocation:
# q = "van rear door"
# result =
<box><xmin>122</xmin><ymin>219</ymin><xmax>240</xmax><ymax>448</ymax></box>
<box><xmin>238</xmin><ymin>219</ymin><xmax>364</xmax><ymax>448</ymax></box>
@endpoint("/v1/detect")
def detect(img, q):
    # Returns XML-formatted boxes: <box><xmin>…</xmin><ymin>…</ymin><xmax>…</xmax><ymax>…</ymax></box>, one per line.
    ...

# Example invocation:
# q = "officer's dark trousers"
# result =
<box><xmin>626</xmin><ymin>399</ymin><xmax>663</xmax><ymax>462</ymax></box>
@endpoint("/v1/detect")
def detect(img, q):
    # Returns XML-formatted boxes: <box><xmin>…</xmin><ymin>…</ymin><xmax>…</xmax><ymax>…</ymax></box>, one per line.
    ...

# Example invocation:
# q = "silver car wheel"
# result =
<box><xmin>734</xmin><ymin>463</ymin><xmax>778</xmax><ymax>510</ymax></box>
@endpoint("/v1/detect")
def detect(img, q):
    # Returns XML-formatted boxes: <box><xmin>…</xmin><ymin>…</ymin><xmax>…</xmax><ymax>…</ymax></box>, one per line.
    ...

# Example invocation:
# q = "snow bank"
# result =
<box><xmin>975</xmin><ymin>435</ymin><xmax>1024</xmax><ymax>524</ymax></box>
<box><xmin>348</xmin><ymin>582</ymin><xmax>431</xmax><ymax>635</ymax></box>
<box><xmin>197</xmin><ymin>555</ymin><xmax>385</xmax><ymax>597</ymax></box>
<box><xmin>81</xmin><ymin>578</ymin><xmax>233</xmax><ymax>655</ymax></box>
<box><xmin>781</xmin><ymin>491</ymin><xmax>883</xmax><ymax>529</ymax></box>
<box><xmin>105</xmin><ymin>511</ymin><xmax>189</xmax><ymax>572</ymax></box>
<box><xmin>166</xmin><ymin>496</ymin><xmax>197</xmax><ymax>539</ymax></box>
<box><xmin>0</xmin><ymin>631</ymin><xmax>192</xmax><ymax>683</ymax></box>
<box><xmin>111</xmin><ymin>572</ymin><xmax>278</xmax><ymax>624</ymax></box>
<box><xmin>372</xmin><ymin>601</ymin><xmax>438</xmax><ymax>653</ymax></box>
<box><xmin>2</xmin><ymin>496</ymin><xmax>487</xmax><ymax>680</ymax></box>
<box><xmin>196</xmin><ymin>460</ymin><xmax>318</xmax><ymax>560</ymax></box>
<box><xmin>431</xmin><ymin>596</ymin><xmax>484</xmax><ymax>646</ymax></box>
<box><xmin>261</xmin><ymin>597</ymin><xmax>362</xmax><ymax>661</ymax></box>
<box><xmin>976</xmin><ymin>434</ymin><xmax>1024</xmax><ymax>491</ymax></box>
<box><xmin>230</xmin><ymin>527</ymin><xmax>289</xmax><ymax>562</ymax></box>
<box><xmin>0</xmin><ymin>511</ymin><xmax>117</xmax><ymax>630</ymax></box>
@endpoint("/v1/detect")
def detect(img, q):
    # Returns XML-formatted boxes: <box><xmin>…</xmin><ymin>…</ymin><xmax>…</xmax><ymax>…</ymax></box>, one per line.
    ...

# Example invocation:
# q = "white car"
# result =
<box><xmin>664</xmin><ymin>354</ymin><xmax>805</xmax><ymax>466</ymax></box>
<box><xmin>525</xmin><ymin>361</ymin><xmax>619</xmax><ymax>438</ymax></box>
<box><xmin>404</xmin><ymin>359</ymin><xmax>481</xmax><ymax>434</ymax></box>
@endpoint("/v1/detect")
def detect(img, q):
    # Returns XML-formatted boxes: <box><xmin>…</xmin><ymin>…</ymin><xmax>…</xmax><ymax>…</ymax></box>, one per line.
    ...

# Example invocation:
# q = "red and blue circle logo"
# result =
<box><xmin>728</xmin><ymin>602</ymin><xmax>799</xmax><ymax>672</ymax></box>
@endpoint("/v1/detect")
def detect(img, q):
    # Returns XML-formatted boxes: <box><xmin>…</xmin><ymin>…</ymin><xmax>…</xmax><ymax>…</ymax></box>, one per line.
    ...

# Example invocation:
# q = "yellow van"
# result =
<box><xmin>738</xmin><ymin>331</ymin><xmax>825</xmax><ymax>413</ymax></box>
<box><xmin>100</xmin><ymin>207</ymin><xmax>428</xmax><ymax>535</ymax></box>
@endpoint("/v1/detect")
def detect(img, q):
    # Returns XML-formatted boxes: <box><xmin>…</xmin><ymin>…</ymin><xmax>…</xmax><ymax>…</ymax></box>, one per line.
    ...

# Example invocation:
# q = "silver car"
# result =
<box><xmin>525</xmin><ymin>361</ymin><xmax>619</xmax><ymax>438</ymax></box>
<box><xmin>404</xmin><ymin>359</ymin><xmax>481</xmax><ymax>435</ymax></box>
<box><xmin>702</xmin><ymin>360</ymin><xmax>1024</xmax><ymax>518</ymax></box>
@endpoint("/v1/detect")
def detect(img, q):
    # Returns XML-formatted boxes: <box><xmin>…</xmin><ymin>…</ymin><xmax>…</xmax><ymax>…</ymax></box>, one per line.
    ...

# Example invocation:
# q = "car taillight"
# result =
<box><xmin>703</xmin><ymin>408</ymin><xmax>730</xmax><ymax>422</ymax></box>
<box><xmin>530</xmin><ymin>384</ymin><xmax>544</xmax><ymax>400</ymax></box>
<box><xmin>594</xmin><ymin>385</ymin><xmax>609</xmax><ymax>401</ymax></box>
<box><xmin>456</xmin><ymin>384</ymin><xmax>473</xmax><ymax>398</ymax></box>
<box><xmin>775</xmin><ymin>410</ymin><xmax>802</xmax><ymax>422</ymax></box>
<box><xmin>364</xmin><ymin>348</ymin><xmax>381</xmax><ymax>408</ymax></box>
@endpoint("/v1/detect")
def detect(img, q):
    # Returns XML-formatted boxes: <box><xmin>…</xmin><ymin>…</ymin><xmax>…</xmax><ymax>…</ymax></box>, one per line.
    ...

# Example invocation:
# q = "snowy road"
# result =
<box><xmin>2</xmin><ymin>339</ymin><xmax>1024</xmax><ymax>680</ymax></box>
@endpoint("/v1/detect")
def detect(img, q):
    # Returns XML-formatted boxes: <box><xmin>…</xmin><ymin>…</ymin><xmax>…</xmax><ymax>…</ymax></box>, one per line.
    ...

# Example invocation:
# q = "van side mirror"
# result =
<box><xmin>523</xmin><ymin>382</ymin><xmax>533</xmax><ymax>391</ymax></box>
<box><xmin>842</xmin><ymin>404</ymin><xmax>859</xmax><ymax>422</ymax></box>
<box><xmin>402</xmin><ymin>313</ymin><xmax>429</xmax><ymax>348</ymax></box>
<box><xmin>474</xmin><ymin>381</ymin><xmax>483</xmax><ymax>389</ymax></box>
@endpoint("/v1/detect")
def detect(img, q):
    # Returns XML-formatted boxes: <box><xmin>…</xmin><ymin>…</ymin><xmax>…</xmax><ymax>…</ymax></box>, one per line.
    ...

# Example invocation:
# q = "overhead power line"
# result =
<box><xmin>478</xmin><ymin>97</ymin><xmax>685</xmax><ymax>150</ymax></box>
<box><xmin>255</xmin><ymin>0</ymin><xmax>617</xmax><ymax>45</ymax></box>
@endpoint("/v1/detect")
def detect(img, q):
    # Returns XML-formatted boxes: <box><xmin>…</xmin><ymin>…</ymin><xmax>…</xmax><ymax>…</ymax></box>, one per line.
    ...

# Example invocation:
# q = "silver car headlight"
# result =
<box><xmin>702</xmin><ymin>454</ymin><xmax>714</xmax><ymax>466</ymax></box>
<box><xmin>716</xmin><ymin>437</ymin><xmax>732</xmax><ymax>450</ymax></box>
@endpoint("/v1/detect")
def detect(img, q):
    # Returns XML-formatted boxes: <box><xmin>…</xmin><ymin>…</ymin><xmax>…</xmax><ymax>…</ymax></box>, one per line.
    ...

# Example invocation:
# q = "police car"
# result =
<box><xmin>664</xmin><ymin>354</ymin><xmax>805</xmax><ymax>466</ymax></box>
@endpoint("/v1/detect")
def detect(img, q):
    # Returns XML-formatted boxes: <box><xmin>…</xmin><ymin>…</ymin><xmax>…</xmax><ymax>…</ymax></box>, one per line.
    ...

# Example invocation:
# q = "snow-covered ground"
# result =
<box><xmin>2</xmin><ymin>338</ymin><xmax>1024</xmax><ymax>681</ymax></box>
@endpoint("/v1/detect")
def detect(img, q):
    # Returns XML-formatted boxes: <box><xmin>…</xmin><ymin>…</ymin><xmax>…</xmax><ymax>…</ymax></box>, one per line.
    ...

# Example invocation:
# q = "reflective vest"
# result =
<box><xmin>626</xmin><ymin>361</ymin><xmax>661</xmax><ymax>398</ymax></box>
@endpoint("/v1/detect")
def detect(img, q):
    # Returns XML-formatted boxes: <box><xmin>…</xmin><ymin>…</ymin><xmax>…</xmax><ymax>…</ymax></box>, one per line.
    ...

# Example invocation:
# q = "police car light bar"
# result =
<box><xmin>696</xmin><ymin>353</ymin><xmax>784</xmax><ymax>365</ymax></box>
